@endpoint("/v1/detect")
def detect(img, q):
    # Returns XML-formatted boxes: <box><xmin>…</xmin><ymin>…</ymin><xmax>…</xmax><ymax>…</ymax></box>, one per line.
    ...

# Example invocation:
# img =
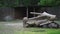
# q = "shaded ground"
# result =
<box><xmin>0</xmin><ymin>20</ymin><xmax>60</xmax><ymax>34</ymax></box>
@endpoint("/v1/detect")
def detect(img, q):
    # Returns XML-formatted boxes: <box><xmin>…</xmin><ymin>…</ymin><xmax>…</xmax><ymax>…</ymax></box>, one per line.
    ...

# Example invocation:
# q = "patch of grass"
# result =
<box><xmin>0</xmin><ymin>27</ymin><xmax>60</xmax><ymax>34</ymax></box>
<box><xmin>0</xmin><ymin>20</ymin><xmax>60</xmax><ymax>34</ymax></box>
<box><xmin>14</xmin><ymin>28</ymin><xmax>60</xmax><ymax>34</ymax></box>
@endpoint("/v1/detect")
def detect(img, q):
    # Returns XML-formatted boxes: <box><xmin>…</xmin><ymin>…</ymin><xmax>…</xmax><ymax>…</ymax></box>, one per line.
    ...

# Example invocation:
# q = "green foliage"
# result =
<box><xmin>55</xmin><ymin>1</ymin><xmax>60</xmax><ymax>6</ymax></box>
<box><xmin>0</xmin><ymin>0</ymin><xmax>20</xmax><ymax>7</ymax></box>
<box><xmin>39</xmin><ymin>0</ymin><xmax>60</xmax><ymax>6</ymax></box>
<box><xmin>0</xmin><ymin>0</ymin><xmax>60</xmax><ymax>7</ymax></box>
<box><xmin>0</xmin><ymin>0</ymin><xmax>39</xmax><ymax>7</ymax></box>
<box><xmin>23</xmin><ymin>0</ymin><xmax>39</xmax><ymax>7</ymax></box>
<box><xmin>23</xmin><ymin>0</ymin><xmax>31</xmax><ymax>6</ymax></box>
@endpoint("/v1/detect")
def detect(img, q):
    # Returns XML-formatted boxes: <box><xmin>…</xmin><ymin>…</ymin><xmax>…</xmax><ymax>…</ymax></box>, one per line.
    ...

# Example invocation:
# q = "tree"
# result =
<box><xmin>0</xmin><ymin>0</ymin><xmax>20</xmax><ymax>7</ymax></box>
<box><xmin>23</xmin><ymin>0</ymin><xmax>40</xmax><ymax>7</ymax></box>
<box><xmin>0</xmin><ymin>0</ymin><xmax>40</xmax><ymax>7</ymax></box>
<box><xmin>39</xmin><ymin>0</ymin><xmax>60</xmax><ymax>6</ymax></box>
<box><xmin>23</xmin><ymin>0</ymin><xmax>31</xmax><ymax>7</ymax></box>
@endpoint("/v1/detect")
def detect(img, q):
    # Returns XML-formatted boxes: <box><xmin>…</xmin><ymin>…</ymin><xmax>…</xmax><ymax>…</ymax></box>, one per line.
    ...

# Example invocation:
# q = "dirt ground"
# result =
<box><xmin>0</xmin><ymin>20</ymin><xmax>24</xmax><ymax>34</ymax></box>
